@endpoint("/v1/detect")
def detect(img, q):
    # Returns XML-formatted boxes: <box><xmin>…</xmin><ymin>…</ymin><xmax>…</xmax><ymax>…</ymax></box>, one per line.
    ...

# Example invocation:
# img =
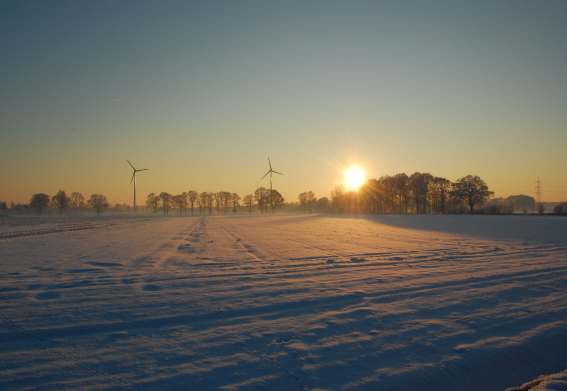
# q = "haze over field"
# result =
<box><xmin>1</xmin><ymin>0</ymin><xmax>567</xmax><ymax>203</ymax></box>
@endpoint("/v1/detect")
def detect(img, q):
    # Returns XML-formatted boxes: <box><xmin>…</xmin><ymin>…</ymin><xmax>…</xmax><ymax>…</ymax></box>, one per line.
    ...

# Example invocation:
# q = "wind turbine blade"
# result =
<box><xmin>268</xmin><ymin>157</ymin><xmax>272</xmax><ymax>170</ymax></box>
<box><xmin>272</xmin><ymin>170</ymin><xmax>284</xmax><ymax>175</ymax></box>
<box><xmin>130</xmin><ymin>172</ymin><xmax>136</xmax><ymax>183</ymax></box>
<box><xmin>138</xmin><ymin>168</ymin><xmax>149</xmax><ymax>172</ymax></box>
<box><xmin>261</xmin><ymin>170</ymin><xmax>270</xmax><ymax>179</ymax></box>
<box><xmin>127</xmin><ymin>160</ymin><xmax>135</xmax><ymax>170</ymax></box>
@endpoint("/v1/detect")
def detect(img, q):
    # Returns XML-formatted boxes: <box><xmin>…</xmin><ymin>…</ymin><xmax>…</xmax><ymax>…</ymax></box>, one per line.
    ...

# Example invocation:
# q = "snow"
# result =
<box><xmin>1</xmin><ymin>214</ymin><xmax>566</xmax><ymax>390</ymax></box>
<box><xmin>506</xmin><ymin>369</ymin><xmax>567</xmax><ymax>391</ymax></box>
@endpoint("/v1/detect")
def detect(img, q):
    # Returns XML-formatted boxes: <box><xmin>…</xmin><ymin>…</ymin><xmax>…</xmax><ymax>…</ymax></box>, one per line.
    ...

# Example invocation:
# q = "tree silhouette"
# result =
<box><xmin>298</xmin><ymin>191</ymin><xmax>316</xmax><ymax>213</ymax></box>
<box><xmin>316</xmin><ymin>197</ymin><xmax>330</xmax><ymax>211</ymax></box>
<box><xmin>182</xmin><ymin>192</ymin><xmax>189</xmax><ymax>215</ymax></box>
<box><xmin>70</xmin><ymin>192</ymin><xmax>85</xmax><ymax>209</ymax></box>
<box><xmin>220</xmin><ymin>191</ymin><xmax>232</xmax><ymax>213</ymax></box>
<box><xmin>159</xmin><ymin>192</ymin><xmax>173</xmax><ymax>215</ymax></box>
<box><xmin>429</xmin><ymin>177</ymin><xmax>452</xmax><ymax>214</ymax></box>
<box><xmin>51</xmin><ymin>190</ymin><xmax>70</xmax><ymax>214</ymax></box>
<box><xmin>243</xmin><ymin>194</ymin><xmax>254</xmax><ymax>213</ymax></box>
<box><xmin>231</xmin><ymin>193</ymin><xmax>240</xmax><ymax>213</ymax></box>
<box><xmin>146</xmin><ymin>193</ymin><xmax>159</xmax><ymax>213</ymax></box>
<box><xmin>409</xmin><ymin>172</ymin><xmax>433</xmax><ymax>214</ymax></box>
<box><xmin>392</xmin><ymin>173</ymin><xmax>409</xmax><ymax>214</ymax></box>
<box><xmin>173</xmin><ymin>194</ymin><xmax>187</xmax><ymax>216</ymax></box>
<box><xmin>30</xmin><ymin>193</ymin><xmax>50</xmax><ymax>215</ymax></box>
<box><xmin>199</xmin><ymin>192</ymin><xmax>213</xmax><ymax>214</ymax></box>
<box><xmin>187</xmin><ymin>190</ymin><xmax>198</xmax><ymax>215</ymax></box>
<box><xmin>200</xmin><ymin>192</ymin><xmax>210</xmax><ymax>214</ymax></box>
<box><xmin>451</xmin><ymin>175</ymin><xmax>493</xmax><ymax>213</ymax></box>
<box><xmin>198</xmin><ymin>192</ymin><xmax>206</xmax><ymax>214</ymax></box>
<box><xmin>270</xmin><ymin>189</ymin><xmax>284</xmax><ymax>209</ymax></box>
<box><xmin>379</xmin><ymin>176</ymin><xmax>396</xmax><ymax>213</ymax></box>
<box><xmin>88</xmin><ymin>194</ymin><xmax>109</xmax><ymax>214</ymax></box>
<box><xmin>359</xmin><ymin>179</ymin><xmax>383</xmax><ymax>214</ymax></box>
<box><xmin>331</xmin><ymin>186</ymin><xmax>346</xmax><ymax>212</ymax></box>
<box><xmin>254</xmin><ymin>187</ymin><xmax>269</xmax><ymax>213</ymax></box>
<box><xmin>319</xmin><ymin>172</ymin><xmax>494</xmax><ymax>215</ymax></box>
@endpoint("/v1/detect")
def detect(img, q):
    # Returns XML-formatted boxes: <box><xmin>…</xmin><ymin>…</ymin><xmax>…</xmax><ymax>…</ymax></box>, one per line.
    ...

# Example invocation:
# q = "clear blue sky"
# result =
<box><xmin>1</xmin><ymin>0</ymin><xmax>566</xmax><ymax>203</ymax></box>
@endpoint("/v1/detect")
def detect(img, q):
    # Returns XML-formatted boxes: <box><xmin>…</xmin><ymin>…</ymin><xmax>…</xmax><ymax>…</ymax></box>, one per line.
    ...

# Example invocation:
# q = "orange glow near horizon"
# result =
<box><xmin>343</xmin><ymin>165</ymin><xmax>366</xmax><ymax>191</ymax></box>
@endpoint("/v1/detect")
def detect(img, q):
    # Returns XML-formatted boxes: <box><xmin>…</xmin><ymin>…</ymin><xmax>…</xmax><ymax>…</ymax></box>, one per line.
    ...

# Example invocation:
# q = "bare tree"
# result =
<box><xmin>173</xmin><ymin>194</ymin><xmax>187</xmax><ymax>216</ymax></box>
<box><xmin>429</xmin><ymin>177</ymin><xmax>452</xmax><ymax>214</ymax></box>
<box><xmin>254</xmin><ymin>187</ymin><xmax>270</xmax><ymax>214</ymax></box>
<box><xmin>199</xmin><ymin>192</ymin><xmax>213</xmax><ymax>214</ymax></box>
<box><xmin>30</xmin><ymin>193</ymin><xmax>50</xmax><ymax>215</ymax></box>
<box><xmin>159</xmin><ymin>192</ymin><xmax>173</xmax><ymax>215</ymax></box>
<box><xmin>199</xmin><ymin>192</ymin><xmax>210</xmax><ymax>214</ymax></box>
<box><xmin>243</xmin><ymin>194</ymin><xmax>254</xmax><ymax>213</ymax></box>
<box><xmin>392</xmin><ymin>173</ymin><xmax>409</xmax><ymax>214</ymax></box>
<box><xmin>316</xmin><ymin>197</ymin><xmax>330</xmax><ymax>211</ymax></box>
<box><xmin>331</xmin><ymin>186</ymin><xmax>346</xmax><ymax>212</ymax></box>
<box><xmin>409</xmin><ymin>172</ymin><xmax>433</xmax><ymax>214</ymax></box>
<box><xmin>88</xmin><ymin>194</ymin><xmax>109</xmax><ymax>214</ymax></box>
<box><xmin>146</xmin><ymin>193</ymin><xmax>159</xmax><ymax>213</ymax></box>
<box><xmin>51</xmin><ymin>190</ymin><xmax>70</xmax><ymax>214</ymax></box>
<box><xmin>187</xmin><ymin>190</ymin><xmax>198</xmax><ymax>215</ymax></box>
<box><xmin>451</xmin><ymin>175</ymin><xmax>493</xmax><ymax>213</ymax></box>
<box><xmin>213</xmin><ymin>192</ymin><xmax>222</xmax><ymax>213</ymax></box>
<box><xmin>70</xmin><ymin>192</ymin><xmax>85</xmax><ymax>209</ymax></box>
<box><xmin>270</xmin><ymin>189</ymin><xmax>284</xmax><ymax>209</ymax></box>
<box><xmin>231</xmin><ymin>193</ymin><xmax>240</xmax><ymax>213</ymax></box>
<box><xmin>298</xmin><ymin>191</ymin><xmax>316</xmax><ymax>213</ymax></box>
<box><xmin>360</xmin><ymin>179</ymin><xmax>385</xmax><ymax>214</ymax></box>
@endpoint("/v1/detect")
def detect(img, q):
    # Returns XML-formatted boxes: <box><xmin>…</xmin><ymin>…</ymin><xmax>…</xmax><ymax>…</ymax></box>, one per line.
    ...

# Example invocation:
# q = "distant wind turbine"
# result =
<box><xmin>261</xmin><ymin>157</ymin><xmax>283</xmax><ymax>211</ymax></box>
<box><xmin>127</xmin><ymin>160</ymin><xmax>148</xmax><ymax>211</ymax></box>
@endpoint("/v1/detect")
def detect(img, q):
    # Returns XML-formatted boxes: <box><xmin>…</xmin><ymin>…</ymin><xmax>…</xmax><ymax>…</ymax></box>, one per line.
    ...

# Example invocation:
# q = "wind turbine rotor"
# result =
<box><xmin>261</xmin><ymin>170</ymin><xmax>271</xmax><ymax>180</ymax></box>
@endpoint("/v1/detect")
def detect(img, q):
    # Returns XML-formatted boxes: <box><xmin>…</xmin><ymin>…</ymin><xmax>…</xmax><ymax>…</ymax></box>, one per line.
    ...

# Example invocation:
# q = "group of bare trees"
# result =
<box><xmin>300</xmin><ymin>174</ymin><xmax>493</xmax><ymax>214</ymax></box>
<box><xmin>145</xmin><ymin>187</ymin><xmax>284</xmax><ymax>215</ymax></box>
<box><xmin>28</xmin><ymin>191</ymin><xmax>109</xmax><ymax>214</ymax></box>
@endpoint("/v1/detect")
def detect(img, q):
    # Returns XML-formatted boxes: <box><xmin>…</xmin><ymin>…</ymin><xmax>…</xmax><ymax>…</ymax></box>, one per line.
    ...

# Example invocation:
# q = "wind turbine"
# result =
<box><xmin>127</xmin><ymin>160</ymin><xmax>148</xmax><ymax>212</ymax></box>
<box><xmin>261</xmin><ymin>157</ymin><xmax>283</xmax><ymax>211</ymax></box>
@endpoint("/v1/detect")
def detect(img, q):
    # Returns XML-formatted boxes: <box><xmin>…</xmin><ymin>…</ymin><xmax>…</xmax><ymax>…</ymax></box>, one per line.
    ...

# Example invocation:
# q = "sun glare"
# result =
<box><xmin>343</xmin><ymin>165</ymin><xmax>366</xmax><ymax>191</ymax></box>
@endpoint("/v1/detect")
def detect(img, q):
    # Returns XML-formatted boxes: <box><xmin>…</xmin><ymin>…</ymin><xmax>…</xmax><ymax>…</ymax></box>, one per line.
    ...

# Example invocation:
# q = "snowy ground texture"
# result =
<box><xmin>505</xmin><ymin>368</ymin><xmax>567</xmax><ymax>391</ymax></box>
<box><xmin>1</xmin><ymin>214</ymin><xmax>567</xmax><ymax>391</ymax></box>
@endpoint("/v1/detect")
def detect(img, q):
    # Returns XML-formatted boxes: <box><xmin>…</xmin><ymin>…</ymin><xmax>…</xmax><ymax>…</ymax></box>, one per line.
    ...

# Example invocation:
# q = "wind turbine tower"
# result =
<box><xmin>261</xmin><ymin>157</ymin><xmax>283</xmax><ymax>211</ymax></box>
<box><xmin>127</xmin><ymin>160</ymin><xmax>149</xmax><ymax>212</ymax></box>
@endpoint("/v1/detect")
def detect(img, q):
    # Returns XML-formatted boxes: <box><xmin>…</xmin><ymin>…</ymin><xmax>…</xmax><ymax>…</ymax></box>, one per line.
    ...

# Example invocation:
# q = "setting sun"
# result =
<box><xmin>343</xmin><ymin>165</ymin><xmax>366</xmax><ymax>191</ymax></box>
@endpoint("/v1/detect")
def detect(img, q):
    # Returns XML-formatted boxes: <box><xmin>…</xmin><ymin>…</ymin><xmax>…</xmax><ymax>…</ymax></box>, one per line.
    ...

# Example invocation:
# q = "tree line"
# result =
<box><xmin>145</xmin><ymin>187</ymin><xmax>285</xmax><ymax>215</ymax></box>
<box><xmin>300</xmin><ymin>174</ymin><xmax>494</xmax><ymax>214</ymax></box>
<box><xmin>4</xmin><ymin>174</ymin><xmax>565</xmax><ymax>216</ymax></box>
<box><xmin>23</xmin><ymin>191</ymin><xmax>110</xmax><ymax>215</ymax></box>
<box><xmin>13</xmin><ymin>187</ymin><xmax>287</xmax><ymax>216</ymax></box>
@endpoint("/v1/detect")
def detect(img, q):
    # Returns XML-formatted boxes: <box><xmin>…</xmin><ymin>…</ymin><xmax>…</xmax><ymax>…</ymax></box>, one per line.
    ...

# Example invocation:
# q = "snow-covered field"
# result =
<box><xmin>1</xmin><ymin>214</ymin><xmax>566</xmax><ymax>391</ymax></box>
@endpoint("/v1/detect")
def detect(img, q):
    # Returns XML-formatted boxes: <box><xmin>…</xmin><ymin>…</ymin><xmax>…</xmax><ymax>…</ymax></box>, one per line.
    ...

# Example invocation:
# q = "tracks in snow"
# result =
<box><xmin>1</xmin><ymin>216</ymin><xmax>567</xmax><ymax>391</ymax></box>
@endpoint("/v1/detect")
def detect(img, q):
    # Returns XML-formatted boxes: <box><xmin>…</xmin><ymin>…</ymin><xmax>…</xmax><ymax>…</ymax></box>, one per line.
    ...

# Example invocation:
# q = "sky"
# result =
<box><xmin>1</xmin><ymin>0</ymin><xmax>566</xmax><ymax>204</ymax></box>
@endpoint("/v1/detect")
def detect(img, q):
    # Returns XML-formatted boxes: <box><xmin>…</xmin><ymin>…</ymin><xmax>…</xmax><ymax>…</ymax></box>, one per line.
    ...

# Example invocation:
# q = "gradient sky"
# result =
<box><xmin>1</xmin><ymin>0</ymin><xmax>566</xmax><ymax>204</ymax></box>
